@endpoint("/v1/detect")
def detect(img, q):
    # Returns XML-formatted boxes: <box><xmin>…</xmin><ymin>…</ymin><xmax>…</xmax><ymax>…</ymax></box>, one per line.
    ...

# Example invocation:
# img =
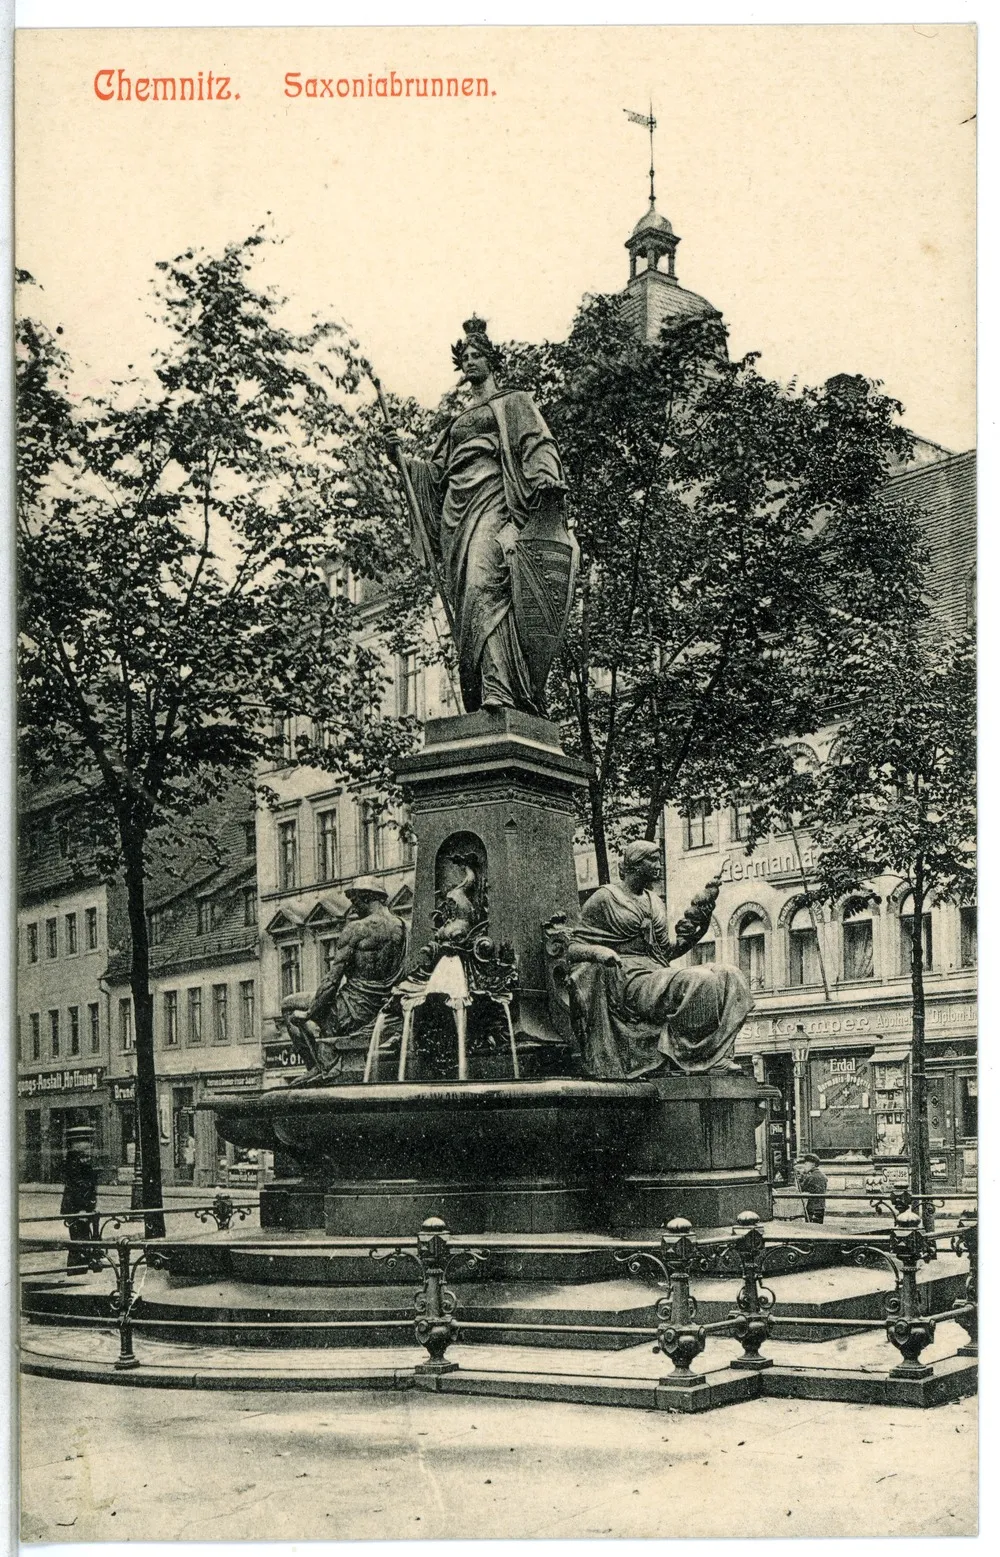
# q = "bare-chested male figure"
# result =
<box><xmin>283</xmin><ymin>877</ymin><xmax>406</xmax><ymax>1084</ymax></box>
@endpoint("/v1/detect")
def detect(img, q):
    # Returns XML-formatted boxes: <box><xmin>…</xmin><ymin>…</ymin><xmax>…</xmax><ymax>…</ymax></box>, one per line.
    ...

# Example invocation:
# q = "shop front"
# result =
<box><xmin>17</xmin><ymin>1066</ymin><xmax>111</xmax><ymax>1184</ymax></box>
<box><xmin>200</xmin><ymin>1070</ymin><xmax>269</xmax><ymax>1188</ymax></box>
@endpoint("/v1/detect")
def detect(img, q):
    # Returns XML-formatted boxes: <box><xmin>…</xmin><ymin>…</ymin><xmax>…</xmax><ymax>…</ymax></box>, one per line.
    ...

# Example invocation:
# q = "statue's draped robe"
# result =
<box><xmin>566</xmin><ymin>886</ymin><xmax>751</xmax><ymax>1078</ymax></box>
<box><xmin>406</xmin><ymin>391</ymin><xmax>566</xmax><ymax>714</ymax></box>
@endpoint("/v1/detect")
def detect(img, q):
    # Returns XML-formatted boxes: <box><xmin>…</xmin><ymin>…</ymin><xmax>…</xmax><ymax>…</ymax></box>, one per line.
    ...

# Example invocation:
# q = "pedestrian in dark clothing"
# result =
<box><xmin>61</xmin><ymin>1127</ymin><xmax>99</xmax><ymax>1272</ymax></box>
<box><xmin>795</xmin><ymin>1152</ymin><xmax>828</xmax><ymax>1223</ymax></box>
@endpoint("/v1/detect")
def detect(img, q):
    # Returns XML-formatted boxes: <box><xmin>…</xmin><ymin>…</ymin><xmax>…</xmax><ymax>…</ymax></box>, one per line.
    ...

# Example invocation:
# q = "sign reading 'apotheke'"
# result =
<box><xmin>17</xmin><ymin>1067</ymin><xmax>104</xmax><ymax>1097</ymax></box>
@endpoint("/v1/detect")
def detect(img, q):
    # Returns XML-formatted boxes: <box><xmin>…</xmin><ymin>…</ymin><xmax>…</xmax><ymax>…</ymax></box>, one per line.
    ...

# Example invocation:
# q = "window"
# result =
<box><xmin>682</xmin><ymin>800</ymin><xmax>715</xmax><ymax>851</ymax></box>
<box><xmin>899</xmin><ymin>902</ymin><xmax>933</xmax><ymax>974</ymax></box>
<box><xmin>730</xmin><ymin>805</ymin><xmax>752</xmax><ymax>843</ymax></box>
<box><xmin>244</xmin><ymin>820</ymin><xmax>257</xmax><ymax>856</ymax></box>
<box><xmin>320</xmin><ymin>936</ymin><xmax>340</xmax><ymax>979</ymax></box>
<box><xmin>278</xmin><ymin>819</ymin><xmax>299</xmax><ymax>890</ymax></box>
<box><xmin>327</xmin><ymin>563</ymin><xmax>360</xmax><ymax>604</ymax></box>
<box><xmin>280</xmin><ymin>943</ymin><xmax>302</xmax><ymax>999</ymax></box>
<box><xmin>30</xmin><ymin>1012</ymin><xmax>41</xmax><ymax>1061</ymax></box>
<box><xmin>149</xmin><ymin>909</ymin><xmax>165</xmax><ymax>945</ymax></box>
<box><xmin>958</xmin><ymin>1075</ymin><xmax>977</xmax><ymax>1138</ymax></box>
<box><xmin>85</xmin><ymin>907</ymin><xmax>99</xmax><ymax>950</ymax></box>
<box><xmin>49</xmin><ymin>1009</ymin><xmax>60</xmax><ymax>1057</ymax></box>
<box><xmin>187</xmin><ymin>988</ymin><xmax>203</xmax><ymax>1044</ymax></box>
<box><xmin>738</xmin><ymin>913</ymin><xmax>767</xmax><ymax>990</ymax></box>
<box><xmin>212</xmin><ymin>984</ymin><xmax>229</xmax><ymax>1044</ymax></box>
<box><xmin>118</xmin><ymin>998</ymin><xmax>133</xmax><ymax>1052</ymax></box>
<box><xmin>316</xmin><ymin>809</ymin><xmax>339</xmax><ymax>883</ymax></box>
<box><xmin>690</xmin><ymin>940</ymin><xmax>716</xmax><ymax>965</ymax></box>
<box><xmin>788</xmin><ymin>907</ymin><xmax>821</xmax><ymax>987</ymax></box>
<box><xmin>273</xmin><ymin>715</ymin><xmax>296</xmax><ymax>763</ymax></box>
<box><xmin>16</xmin><ymin>1017</ymin><xmax>22</xmax><ymax>1063</ymax></box>
<box><xmin>243</xmin><ymin>886</ymin><xmax>258</xmax><ymax>927</ymax></box>
<box><xmin>88</xmin><ymin>1003</ymin><xmax>100</xmax><ymax>1055</ymax></box>
<box><xmin>26</xmin><ymin>923</ymin><xmax>38</xmax><ymax>964</ymax></box>
<box><xmin>842</xmin><ymin>902</ymin><xmax>874</xmax><ymax>980</ymax></box>
<box><xmin>163</xmin><ymin>990</ymin><xmax>179</xmax><ymax>1047</ymax></box>
<box><xmin>239</xmin><ymin>980</ymin><xmax>256</xmax><ymax>1042</ymax></box>
<box><xmin>960</xmin><ymin>906</ymin><xmax>977</xmax><ymax>969</ymax></box>
<box><xmin>197</xmin><ymin>897</ymin><xmax>218</xmax><ymax>935</ymax></box>
<box><xmin>65</xmin><ymin>912</ymin><xmax>78</xmax><ymax>955</ymax></box>
<box><xmin>398</xmin><ymin>652</ymin><xmax>419</xmax><ymax>717</ymax></box>
<box><xmin>45</xmin><ymin>918</ymin><xmax>58</xmax><ymax>959</ymax></box>
<box><xmin>360</xmin><ymin>801</ymin><xmax>384</xmax><ymax>873</ymax></box>
<box><xmin>68</xmin><ymin>1006</ymin><xmax>80</xmax><ymax>1056</ymax></box>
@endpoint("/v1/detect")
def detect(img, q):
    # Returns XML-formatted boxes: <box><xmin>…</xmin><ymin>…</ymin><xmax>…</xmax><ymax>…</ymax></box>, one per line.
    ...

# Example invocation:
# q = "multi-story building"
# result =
<box><xmin>16</xmin><ymin>782</ymin><xmax>122</xmax><ymax>1183</ymax></box>
<box><xmin>663</xmin><ymin>450</ymin><xmax>976</xmax><ymax>1191</ymax></box>
<box><xmin>105</xmin><ymin>789</ymin><xmax>263</xmax><ymax>1189</ymax></box>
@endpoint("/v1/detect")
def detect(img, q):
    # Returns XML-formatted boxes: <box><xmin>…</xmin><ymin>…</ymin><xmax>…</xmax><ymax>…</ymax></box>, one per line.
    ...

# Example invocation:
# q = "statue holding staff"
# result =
<box><xmin>381</xmin><ymin>317</ymin><xmax>579</xmax><ymax>717</ymax></box>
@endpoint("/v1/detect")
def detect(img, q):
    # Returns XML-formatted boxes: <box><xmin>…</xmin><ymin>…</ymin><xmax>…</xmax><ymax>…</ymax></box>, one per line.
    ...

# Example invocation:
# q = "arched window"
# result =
<box><xmin>899</xmin><ymin>894</ymin><xmax>933</xmax><ymax>974</ymax></box>
<box><xmin>788</xmin><ymin>905</ymin><xmax>822</xmax><ymax>987</ymax></box>
<box><xmin>738</xmin><ymin>912</ymin><xmax>767</xmax><ymax>991</ymax></box>
<box><xmin>960</xmin><ymin>905</ymin><xmax>977</xmax><ymax>968</ymax></box>
<box><xmin>842</xmin><ymin>898</ymin><xmax>874</xmax><ymax>981</ymax></box>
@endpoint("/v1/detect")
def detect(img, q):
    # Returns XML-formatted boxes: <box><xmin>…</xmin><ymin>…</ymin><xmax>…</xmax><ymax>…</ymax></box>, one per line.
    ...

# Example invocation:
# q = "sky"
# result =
<box><xmin>15</xmin><ymin>24</ymin><xmax>976</xmax><ymax>449</ymax></box>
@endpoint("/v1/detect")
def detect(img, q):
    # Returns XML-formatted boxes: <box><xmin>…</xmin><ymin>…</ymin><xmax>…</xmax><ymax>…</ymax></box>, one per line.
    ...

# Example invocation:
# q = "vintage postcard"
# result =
<box><xmin>13</xmin><ymin>16</ymin><xmax>977</xmax><ymax>1544</ymax></box>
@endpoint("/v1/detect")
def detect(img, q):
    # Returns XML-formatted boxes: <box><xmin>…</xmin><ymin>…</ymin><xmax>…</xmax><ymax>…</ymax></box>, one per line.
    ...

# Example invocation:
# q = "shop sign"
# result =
<box><xmin>264</xmin><ymin>1040</ymin><xmax>306</xmax><ymax>1071</ymax></box>
<box><xmin>111</xmin><ymin>1079</ymin><xmax>136</xmax><ymax>1104</ymax></box>
<box><xmin>18</xmin><ymin>1067</ymin><xmax>104</xmax><ymax>1098</ymax></box>
<box><xmin>204</xmin><ymin>1071</ymin><xmax>262</xmax><ymax>1094</ymax></box>
<box><xmin>743</xmin><ymin>1001</ymin><xmax>977</xmax><ymax>1044</ymax></box>
<box><xmin>929</xmin><ymin>1156</ymin><xmax>949</xmax><ymax>1179</ymax></box>
<box><xmin>227</xmin><ymin>1163</ymin><xmax>259</xmax><ymax>1186</ymax></box>
<box><xmin>720</xmin><ymin>842</ymin><xmax>816</xmax><ymax>885</ymax></box>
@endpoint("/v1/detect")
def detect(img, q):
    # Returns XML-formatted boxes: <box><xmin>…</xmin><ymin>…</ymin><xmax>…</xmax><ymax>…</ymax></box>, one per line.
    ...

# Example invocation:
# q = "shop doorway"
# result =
<box><xmin>762</xmin><ymin>1054</ymin><xmax>794</xmax><ymax>1184</ymax></box>
<box><xmin>927</xmin><ymin>1068</ymin><xmax>978</xmax><ymax>1190</ymax></box>
<box><xmin>22</xmin><ymin>1109</ymin><xmax>42</xmax><ymax>1182</ymax></box>
<box><xmin>172</xmin><ymin>1086</ymin><xmax>197</xmax><ymax>1184</ymax></box>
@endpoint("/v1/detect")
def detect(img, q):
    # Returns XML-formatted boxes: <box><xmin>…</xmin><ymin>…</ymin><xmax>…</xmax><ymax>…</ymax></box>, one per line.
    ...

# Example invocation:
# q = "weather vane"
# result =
<box><xmin>623</xmin><ymin>102</ymin><xmax>657</xmax><ymax>207</ymax></box>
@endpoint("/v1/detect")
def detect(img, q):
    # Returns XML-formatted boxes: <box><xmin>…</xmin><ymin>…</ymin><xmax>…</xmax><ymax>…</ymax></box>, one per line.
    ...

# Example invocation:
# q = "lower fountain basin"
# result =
<box><xmin>206</xmin><ymin>1074</ymin><xmax>776</xmax><ymax>1236</ymax></box>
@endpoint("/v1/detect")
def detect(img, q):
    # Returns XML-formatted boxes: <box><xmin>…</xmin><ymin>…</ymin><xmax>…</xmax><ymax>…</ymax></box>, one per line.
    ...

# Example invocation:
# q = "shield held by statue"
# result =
<box><xmin>509</xmin><ymin>505</ymin><xmax>580</xmax><ymax>709</ymax></box>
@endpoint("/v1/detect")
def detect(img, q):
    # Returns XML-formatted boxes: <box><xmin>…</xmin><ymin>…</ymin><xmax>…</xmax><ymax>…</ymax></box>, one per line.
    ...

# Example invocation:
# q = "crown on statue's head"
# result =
<box><xmin>462</xmin><ymin>314</ymin><xmax>489</xmax><ymax>337</ymax></box>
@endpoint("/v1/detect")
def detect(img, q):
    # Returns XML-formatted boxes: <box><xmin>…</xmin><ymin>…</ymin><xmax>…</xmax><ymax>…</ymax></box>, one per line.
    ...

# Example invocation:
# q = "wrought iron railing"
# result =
<box><xmin>20</xmin><ymin>1193</ymin><xmax>978</xmax><ymax>1397</ymax></box>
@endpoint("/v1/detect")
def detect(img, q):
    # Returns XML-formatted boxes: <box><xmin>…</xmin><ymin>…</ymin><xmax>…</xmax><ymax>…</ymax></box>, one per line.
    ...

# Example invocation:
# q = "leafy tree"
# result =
<box><xmin>16</xmin><ymin>239</ymin><xmax>432</xmax><ymax>1231</ymax></box>
<box><xmin>496</xmin><ymin>299</ymin><xmax>918</xmax><ymax>880</ymax></box>
<box><xmin>783</xmin><ymin>621</ymin><xmax>976</xmax><ymax>1219</ymax></box>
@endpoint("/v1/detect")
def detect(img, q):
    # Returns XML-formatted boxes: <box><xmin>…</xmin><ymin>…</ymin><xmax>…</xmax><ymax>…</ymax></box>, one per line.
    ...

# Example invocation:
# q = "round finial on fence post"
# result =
<box><xmin>733</xmin><ymin>1210</ymin><xmax>761</xmax><ymax>1232</ymax></box>
<box><xmin>665</xmin><ymin>1216</ymin><xmax>692</xmax><ymax>1236</ymax></box>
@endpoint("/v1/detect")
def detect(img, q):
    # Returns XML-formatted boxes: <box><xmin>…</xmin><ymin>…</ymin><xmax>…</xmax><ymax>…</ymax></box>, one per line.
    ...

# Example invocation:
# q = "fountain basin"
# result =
<box><xmin>207</xmin><ymin>1074</ymin><xmax>776</xmax><ymax>1236</ymax></box>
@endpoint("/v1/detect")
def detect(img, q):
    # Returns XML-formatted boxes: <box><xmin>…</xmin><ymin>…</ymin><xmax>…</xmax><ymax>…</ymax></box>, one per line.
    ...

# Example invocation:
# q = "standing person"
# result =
<box><xmin>61</xmin><ymin>1125</ymin><xmax>99</xmax><ymax>1272</ymax></box>
<box><xmin>795</xmin><ymin>1152</ymin><xmax>828</xmax><ymax>1223</ymax></box>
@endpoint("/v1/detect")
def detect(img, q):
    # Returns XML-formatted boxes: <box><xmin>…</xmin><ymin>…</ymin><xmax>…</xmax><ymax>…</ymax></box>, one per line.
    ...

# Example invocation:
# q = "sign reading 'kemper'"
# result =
<box><xmin>743</xmin><ymin>1002</ymin><xmax>978</xmax><ymax>1043</ymax></box>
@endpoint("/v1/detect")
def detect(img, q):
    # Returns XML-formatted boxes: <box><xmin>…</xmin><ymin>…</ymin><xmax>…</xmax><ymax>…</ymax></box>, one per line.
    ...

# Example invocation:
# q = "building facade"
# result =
<box><xmin>16</xmin><ymin>785</ymin><xmax>120</xmax><ymax>1183</ymax></box>
<box><xmin>106</xmin><ymin>792</ymin><xmax>264</xmax><ymax>1189</ymax></box>
<box><xmin>663</xmin><ymin>452</ymin><xmax>977</xmax><ymax>1191</ymax></box>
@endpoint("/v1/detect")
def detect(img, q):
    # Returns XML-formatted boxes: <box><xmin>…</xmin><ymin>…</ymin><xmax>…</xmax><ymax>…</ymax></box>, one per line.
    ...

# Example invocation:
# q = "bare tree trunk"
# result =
<box><xmin>123</xmin><ymin>838</ymin><xmax>166</xmax><ymax>1239</ymax></box>
<box><xmin>588</xmin><ymin>776</ymin><xmax>610</xmax><ymax>885</ymax></box>
<box><xmin>909</xmin><ymin>854</ymin><xmax>934</xmax><ymax>1239</ymax></box>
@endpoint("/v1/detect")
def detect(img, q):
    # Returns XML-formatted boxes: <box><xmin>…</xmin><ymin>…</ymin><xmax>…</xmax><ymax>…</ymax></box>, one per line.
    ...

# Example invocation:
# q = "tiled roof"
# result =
<box><xmin>887</xmin><ymin>449</ymin><xmax>976</xmax><ymax>631</ymax></box>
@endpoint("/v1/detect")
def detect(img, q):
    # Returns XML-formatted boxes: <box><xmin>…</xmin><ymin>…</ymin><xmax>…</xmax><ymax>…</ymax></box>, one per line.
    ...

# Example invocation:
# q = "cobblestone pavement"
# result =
<box><xmin>19</xmin><ymin>1370</ymin><xmax>976</xmax><ymax>1541</ymax></box>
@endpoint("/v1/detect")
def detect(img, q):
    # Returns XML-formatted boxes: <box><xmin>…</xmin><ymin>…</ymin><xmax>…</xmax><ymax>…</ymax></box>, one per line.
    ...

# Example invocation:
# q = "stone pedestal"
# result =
<box><xmin>395</xmin><ymin>709</ymin><xmax>589</xmax><ymax>1046</ymax></box>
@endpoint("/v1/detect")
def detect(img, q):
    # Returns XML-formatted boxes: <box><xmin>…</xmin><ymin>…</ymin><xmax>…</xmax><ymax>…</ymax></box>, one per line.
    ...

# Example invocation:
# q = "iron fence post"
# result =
<box><xmin>414</xmin><ymin>1216</ymin><xmax>460</xmax><ymax>1375</ymax></box>
<box><xmin>110</xmin><ymin>1239</ymin><xmax>141</xmax><ymax>1371</ymax></box>
<box><xmin>952</xmin><ymin>1205</ymin><xmax>977</xmax><ymax>1357</ymax></box>
<box><xmin>886</xmin><ymin>1207</ymin><xmax>936</xmax><ymax>1378</ymax></box>
<box><xmin>654</xmin><ymin>1217</ymin><xmax>708</xmax><ymax>1386</ymax></box>
<box><xmin>728</xmin><ymin>1211</ymin><xmax>774</xmax><ymax>1370</ymax></box>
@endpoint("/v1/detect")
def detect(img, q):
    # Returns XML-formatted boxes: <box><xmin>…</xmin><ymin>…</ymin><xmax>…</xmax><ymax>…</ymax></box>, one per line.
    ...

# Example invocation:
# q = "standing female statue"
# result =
<box><xmin>386</xmin><ymin>317</ymin><xmax>578</xmax><ymax>716</ymax></box>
